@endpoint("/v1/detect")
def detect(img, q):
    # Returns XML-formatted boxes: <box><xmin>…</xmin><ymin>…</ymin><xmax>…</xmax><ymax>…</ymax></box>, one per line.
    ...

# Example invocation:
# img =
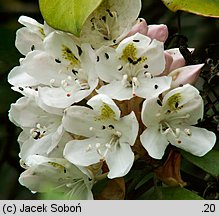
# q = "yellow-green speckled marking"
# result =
<box><xmin>96</xmin><ymin>102</ymin><xmax>116</xmax><ymax>121</ymax></box>
<box><xmin>120</xmin><ymin>43</ymin><xmax>146</xmax><ymax>63</ymax></box>
<box><xmin>62</xmin><ymin>45</ymin><xmax>79</xmax><ymax>66</ymax></box>
<box><xmin>121</xmin><ymin>43</ymin><xmax>137</xmax><ymax>61</ymax></box>
<box><xmin>48</xmin><ymin>162</ymin><xmax>66</xmax><ymax>172</ymax></box>
<box><xmin>38</xmin><ymin>27</ymin><xmax>46</xmax><ymax>37</ymax></box>
<box><xmin>167</xmin><ymin>93</ymin><xmax>182</xmax><ymax>111</ymax></box>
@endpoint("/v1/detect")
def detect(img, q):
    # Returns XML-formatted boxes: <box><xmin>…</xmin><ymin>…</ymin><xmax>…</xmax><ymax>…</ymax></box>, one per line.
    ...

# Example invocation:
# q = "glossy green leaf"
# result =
<box><xmin>181</xmin><ymin>150</ymin><xmax>219</xmax><ymax>178</ymax></box>
<box><xmin>140</xmin><ymin>186</ymin><xmax>203</xmax><ymax>200</ymax></box>
<box><xmin>161</xmin><ymin>0</ymin><xmax>219</xmax><ymax>18</ymax></box>
<box><xmin>39</xmin><ymin>0</ymin><xmax>103</xmax><ymax>36</ymax></box>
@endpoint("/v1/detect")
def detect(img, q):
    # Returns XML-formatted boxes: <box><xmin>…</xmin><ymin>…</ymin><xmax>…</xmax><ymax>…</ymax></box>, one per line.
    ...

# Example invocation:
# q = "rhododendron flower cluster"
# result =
<box><xmin>8</xmin><ymin>0</ymin><xmax>216</xmax><ymax>199</ymax></box>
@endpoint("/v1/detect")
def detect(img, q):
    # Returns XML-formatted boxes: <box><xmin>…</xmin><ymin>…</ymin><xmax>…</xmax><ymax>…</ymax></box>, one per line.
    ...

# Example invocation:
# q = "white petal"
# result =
<box><xmin>15</xmin><ymin>28</ymin><xmax>43</xmax><ymax>55</ymax></box>
<box><xmin>116</xmin><ymin>33</ymin><xmax>151</xmax><ymax>58</ymax></box>
<box><xmin>106</xmin><ymin>144</ymin><xmax>134</xmax><ymax>178</ymax></box>
<box><xmin>141</xmin><ymin>96</ymin><xmax>163</xmax><ymax>127</ymax></box>
<box><xmin>18</xmin><ymin>16</ymin><xmax>43</xmax><ymax>30</ymax></box>
<box><xmin>144</xmin><ymin>39</ymin><xmax>165</xmax><ymax>76</ymax></box>
<box><xmin>162</xmin><ymin>84</ymin><xmax>203</xmax><ymax>125</ymax></box>
<box><xmin>23</xmin><ymin>51</ymin><xmax>66</xmax><ymax>86</ymax></box>
<box><xmin>9</xmin><ymin>97</ymin><xmax>41</xmax><ymax>128</ymax></box>
<box><xmin>116</xmin><ymin>112</ymin><xmax>139</xmax><ymax>146</ymax></box>
<box><xmin>49</xmin><ymin>132</ymin><xmax>73</xmax><ymax>158</ymax></box>
<box><xmin>8</xmin><ymin>65</ymin><xmax>40</xmax><ymax>87</ymax></box>
<box><xmin>43</xmin><ymin>31</ymin><xmax>79</xmax><ymax>63</ymax></box>
<box><xmin>136</xmin><ymin>76</ymin><xmax>171</xmax><ymax>99</ymax></box>
<box><xmin>81</xmin><ymin>0</ymin><xmax>141</xmax><ymax>48</ymax></box>
<box><xmin>20</xmin><ymin>135</ymin><xmax>54</xmax><ymax>162</ymax></box>
<box><xmin>96</xmin><ymin>46</ymin><xmax>122</xmax><ymax>82</ymax></box>
<box><xmin>63</xmin><ymin>106</ymin><xmax>98</xmax><ymax>137</ymax></box>
<box><xmin>43</xmin><ymin>22</ymin><xmax>55</xmax><ymax>35</ymax></box>
<box><xmin>48</xmin><ymin>125</ymin><xmax>65</xmax><ymax>154</ymax></box>
<box><xmin>87</xmin><ymin>94</ymin><xmax>121</xmax><ymax>120</ymax></box>
<box><xmin>97</xmin><ymin>80</ymin><xmax>133</xmax><ymax>100</ymax></box>
<box><xmin>140</xmin><ymin>127</ymin><xmax>169</xmax><ymax>159</ymax></box>
<box><xmin>64</xmin><ymin>138</ymin><xmax>102</xmax><ymax>166</ymax></box>
<box><xmin>38</xmin><ymin>86</ymin><xmax>95</xmax><ymax>109</ymax></box>
<box><xmin>169</xmin><ymin>126</ymin><xmax>216</xmax><ymax>156</ymax></box>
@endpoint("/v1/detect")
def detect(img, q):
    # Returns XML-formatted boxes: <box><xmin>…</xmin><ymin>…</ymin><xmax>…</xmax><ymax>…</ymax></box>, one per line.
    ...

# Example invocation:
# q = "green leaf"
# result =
<box><xmin>140</xmin><ymin>186</ymin><xmax>203</xmax><ymax>200</ymax></box>
<box><xmin>39</xmin><ymin>0</ymin><xmax>103</xmax><ymax>36</ymax></box>
<box><xmin>181</xmin><ymin>150</ymin><xmax>219</xmax><ymax>178</ymax></box>
<box><xmin>161</xmin><ymin>0</ymin><xmax>219</xmax><ymax>18</ymax></box>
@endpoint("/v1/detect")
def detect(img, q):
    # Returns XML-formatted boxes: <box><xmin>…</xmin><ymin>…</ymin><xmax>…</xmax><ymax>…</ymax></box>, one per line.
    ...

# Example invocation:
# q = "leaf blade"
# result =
<box><xmin>181</xmin><ymin>149</ymin><xmax>219</xmax><ymax>178</ymax></box>
<box><xmin>161</xmin><ymin>0</ymin><xmax>219</xmax><ymax>18</ymax></box>
<box><xmin>39</xmin><ymin>0</ymin><xmax>103</xmax><ymax>36</ymax></box>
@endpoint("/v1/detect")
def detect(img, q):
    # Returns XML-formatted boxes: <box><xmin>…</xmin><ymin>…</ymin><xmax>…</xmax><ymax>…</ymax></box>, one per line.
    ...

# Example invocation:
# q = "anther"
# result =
<box><xmin>184</xmin><ymin>128</ymin><xmax>192</xmax><ymax>136</ymax></box>
<box><xmin>86</xmin><ymin>144</ymin><xmax>92</xmax><ymax>152</ymax></box>
<box><xmin>50</xmin><ymin>79</ymin><xmax>55</xmax><ymax>86</ymax></box>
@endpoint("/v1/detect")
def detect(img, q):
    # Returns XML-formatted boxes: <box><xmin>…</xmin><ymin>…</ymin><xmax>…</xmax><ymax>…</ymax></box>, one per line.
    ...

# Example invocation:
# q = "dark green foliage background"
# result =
<box><xmin>0</xmin><ymin>0</ymin><xmax>218</xmax><ymax>199</ymax></box>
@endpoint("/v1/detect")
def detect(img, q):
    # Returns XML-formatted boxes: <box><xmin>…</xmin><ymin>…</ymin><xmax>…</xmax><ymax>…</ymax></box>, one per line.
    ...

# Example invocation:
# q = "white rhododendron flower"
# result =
<box><xmin>16</xmin><ymin>16</ymin><xmax>54</xmax><ymax>55</ymax></box>
<box><xmin>8</xmin><ymin>96</ymin><xmax>69</xmax><ymax>161</ymax></box>
<box><xmin>9</xmin><ymin>31</ymin><xmax>99</xmax><ymax>108</ymax></box>
<box><xmin>96</xmin><ymin>33</ymin><xmax>172</xmax><ymax>100</ymax></box>
<box><xmin>140</xmin><ymin>84</ymin><xmax>216</xmax><ymax>159</ymax></box>
<box><xmin>80</xmin><ymin>0</ymin><xmax>142</xmax><ymax>48</ymax></box>
<box><xmin>7</xmin><ymin>0</ymin><xmax>217</xmax><ymax>200</ymax></box>
<box><xmin>63</xmin><ymin>94</ymin><xmax>139</xmax><ymax>179</ymax></box>
<box><xmin>19</xmin><ymin>155</ymin><xmax>94</xmax><ymax>200</ymax></box>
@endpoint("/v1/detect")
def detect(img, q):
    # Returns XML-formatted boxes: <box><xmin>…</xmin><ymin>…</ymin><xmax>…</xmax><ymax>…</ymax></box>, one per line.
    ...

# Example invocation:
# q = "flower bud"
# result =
<box><xmin>169</xmin><ymin>64</ymin><xmax>204</xmax><ymax>88</ymax></box>
<box><xmin>147</xmin><ymin>24</ymin><xmax>168</xmax><ymax>42</ymax></box>
<box><xmin>126</xmin><ymin>18</ymin><xmax>148</xmax><ymax>37</ymax></box>
<box><xmin>160</xmin><ymin>52</ymin><xmax>173</xmax><ymax>76</ymax></box>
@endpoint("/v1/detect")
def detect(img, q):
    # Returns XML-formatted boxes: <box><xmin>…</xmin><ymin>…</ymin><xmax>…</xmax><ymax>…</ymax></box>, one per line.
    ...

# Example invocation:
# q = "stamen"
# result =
<box><xmin>132</xmin><ymin>77</ymin><xmax>140</xmax><ymax>96</ymax></box>
<box><xmin>95</xmin><ymin>143</ymin><xmax>101</xmax><ymax>148</ymax></box>
<box><xmin>175</xmin><ymin>128</ymin><xmax>181</xmax><ymax>138</ymax></box>
<box><xmin>105</xmin><ymin>143</ymin><xmax>111</xmax><ymax>149</ymax></box>
<box><xmin>121</xmin><ymin>74</ymin><xmax>128</xmax><ymax>86</ymax></box>
<box><xmin>156</xmin><ymin>113</ymin><xmax>161</xmax><ymax>117</ymax></box>
<box><xmin>184</xmin><ymin>128</ymin><xmax>192</xmax><ymax>136</ymax></box>
<box><xmin>144</xmin><ymin>72</ymin><xmax>152</xmax><ymax>78</ymax></box>
<box><xmin>86</xmin><ymin>144</ymin><xmax>92</xmax><ymax>152</ymax></box>
<box><xmin>50</xmin><ymin>79</ymin><xmax>55</xmax><ymax>87</ymax></box>
<box><xmin>115</xmin><ymin>131</ymin><xmax>122</xmax><ymax>137</ymax></box>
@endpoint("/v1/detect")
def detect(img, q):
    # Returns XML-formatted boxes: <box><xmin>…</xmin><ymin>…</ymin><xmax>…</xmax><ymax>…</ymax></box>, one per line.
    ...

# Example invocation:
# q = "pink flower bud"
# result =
<box><xmin>169</xmin><ymin>64</ymin><xmax>204</xmax><ymax>88</ymax></box>
<box><xmin>126</xmin><ymin>18</ymin><xmax>148</xmax><ymax>37</ymax></box>
<box><xmin>147</xmin><ymin>24</ymin><xmax>168</xmax><ymax>42</ymax></box>
<box><xmin>160</xmin><ymin>52</ymin><xmax>173</xmax><ymax>76</ymax></box>
<box><xmin>165</xmin><ymin>48</ymin><xmax>195</xmax><ymax>72</ymax></box>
